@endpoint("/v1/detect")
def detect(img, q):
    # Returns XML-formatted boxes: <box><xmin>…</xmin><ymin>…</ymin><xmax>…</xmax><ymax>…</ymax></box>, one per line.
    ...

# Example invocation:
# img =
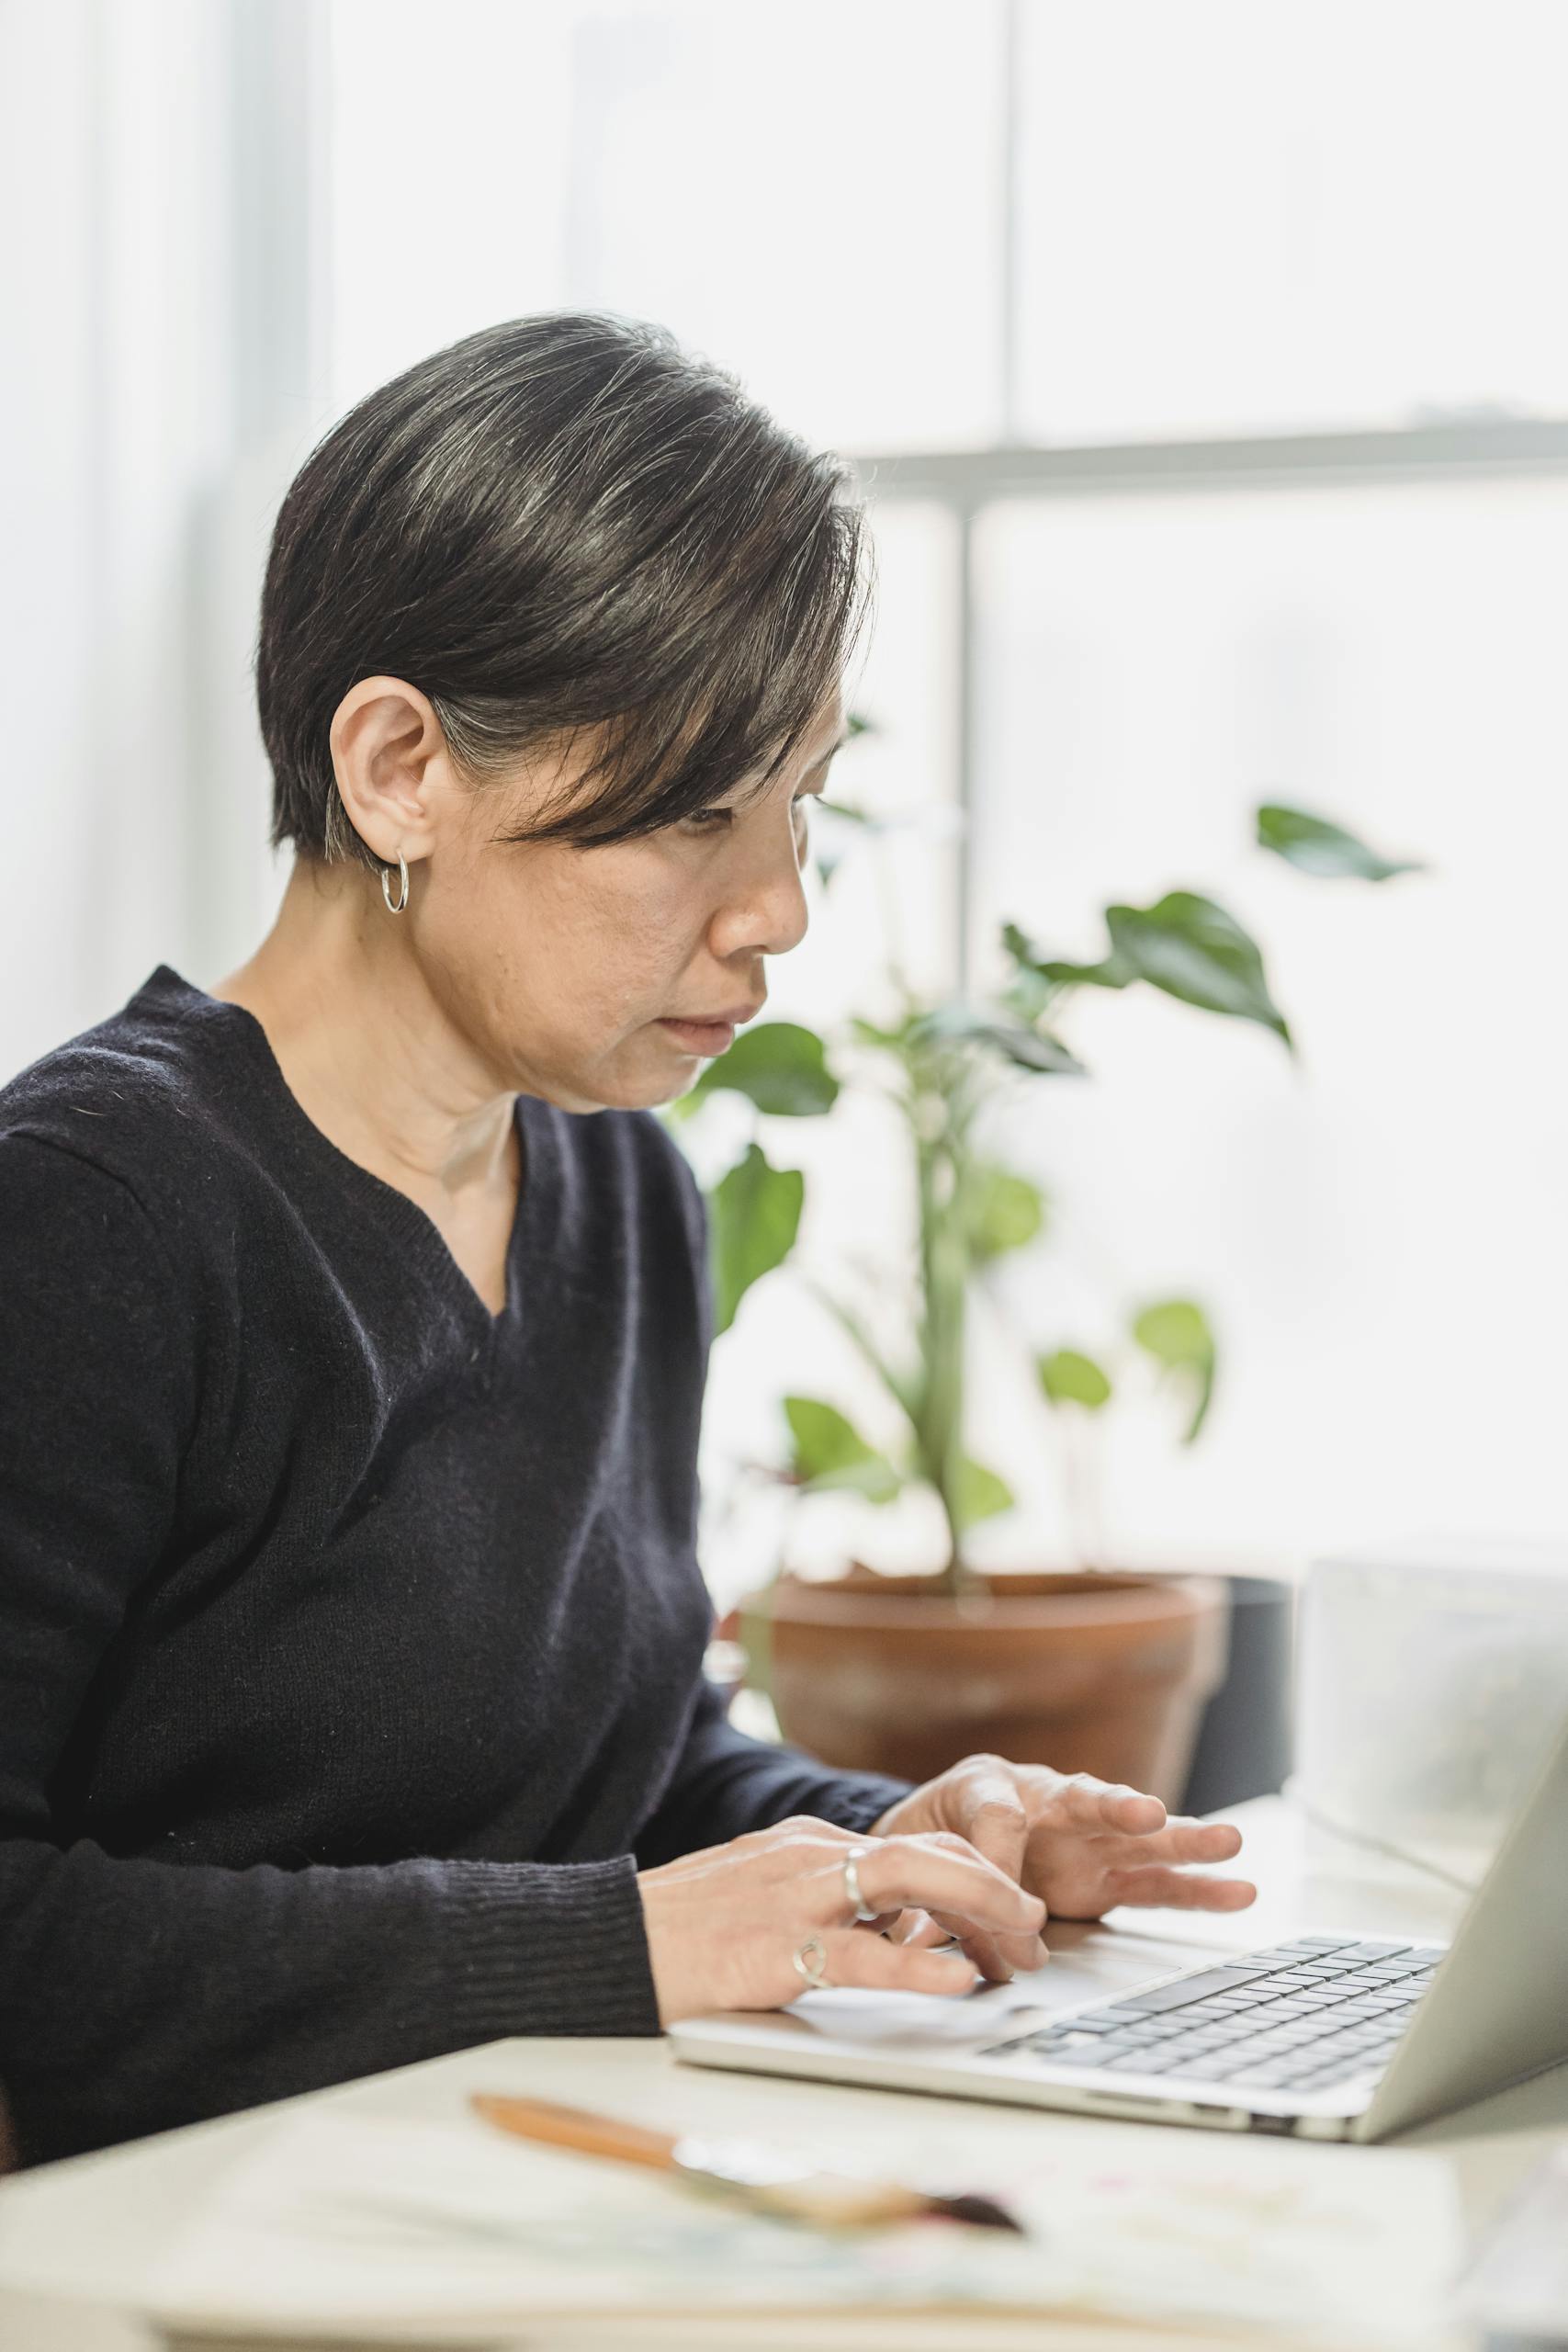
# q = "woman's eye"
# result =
<box><xmin>681</xmin><ymin>795</ymin><xmax>811</xmax><ymax>835</ymax></box>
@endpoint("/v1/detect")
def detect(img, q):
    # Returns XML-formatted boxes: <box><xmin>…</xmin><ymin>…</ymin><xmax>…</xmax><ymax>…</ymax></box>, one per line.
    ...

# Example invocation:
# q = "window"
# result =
<box><xmin>967</xmin><ymin>479</ymin><xmax>1568</xmax><ymax>1568</ymax></box>
<box><xmin>325</xmin><ymin>1</ymin><xmax>1568</xmax><ymax>1580</ymax></box>
<box><xmin>1012</xmin><ymin>1</ymin><xmax>1568</xmax><ymax>442</ymax></box>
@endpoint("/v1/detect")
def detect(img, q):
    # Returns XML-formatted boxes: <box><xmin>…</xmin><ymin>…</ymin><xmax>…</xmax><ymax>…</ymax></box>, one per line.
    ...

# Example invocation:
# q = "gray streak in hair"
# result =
<box><xmin>256</xmin><ymin>312</ymin><xmax>874</xmax><ymax>872</ymax></box>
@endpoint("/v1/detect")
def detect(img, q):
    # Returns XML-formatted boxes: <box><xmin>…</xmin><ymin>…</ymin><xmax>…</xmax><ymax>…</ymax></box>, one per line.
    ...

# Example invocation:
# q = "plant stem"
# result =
<box><xmin>908</xmin><ymin>1049</ymin><xmax>988</xmax><ymax>1597</ymax></box>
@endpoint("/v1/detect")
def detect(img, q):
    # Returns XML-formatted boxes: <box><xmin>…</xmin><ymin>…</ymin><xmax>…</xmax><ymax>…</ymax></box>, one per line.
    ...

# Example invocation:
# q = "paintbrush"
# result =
<box><xmin>470</xmin><ymin>2093</ymin><xmax>1024</xmax><ymax>2233</ymax></box>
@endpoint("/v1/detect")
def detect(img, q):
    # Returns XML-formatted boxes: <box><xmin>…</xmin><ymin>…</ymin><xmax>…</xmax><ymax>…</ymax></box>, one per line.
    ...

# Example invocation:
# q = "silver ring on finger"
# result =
<box><xmin>791</xmin><ymin>1935</ymin><xmax>831</xmax><ymax>1991</ymax></box>
<box><xmin>841</xmin><ymin>1845</ymin><xmax>879</xmax><ymax>1923</ymax></box>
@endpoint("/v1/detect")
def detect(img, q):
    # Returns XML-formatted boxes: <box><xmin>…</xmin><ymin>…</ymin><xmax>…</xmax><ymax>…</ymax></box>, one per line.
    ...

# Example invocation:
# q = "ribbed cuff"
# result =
<box><xmin>432</xmin><ymin>1854</ymin><xmax>661</xmax><ymax>2041</ymax></box>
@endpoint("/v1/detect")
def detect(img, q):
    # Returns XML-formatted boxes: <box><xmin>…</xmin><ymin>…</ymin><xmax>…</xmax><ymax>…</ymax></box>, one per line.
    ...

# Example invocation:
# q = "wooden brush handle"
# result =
<box><xmin>471</xmin><ymin>2092</ymin><xmax>679</xmax><ymax>2173</ymax></box>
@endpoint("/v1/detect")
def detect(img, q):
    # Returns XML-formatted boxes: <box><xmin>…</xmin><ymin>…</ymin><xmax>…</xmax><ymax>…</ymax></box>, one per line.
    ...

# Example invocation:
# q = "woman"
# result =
<box><xmin>0</xmin><ymin>315</ymin><xmax>1254</xmax><ymax>2165</ymax></box>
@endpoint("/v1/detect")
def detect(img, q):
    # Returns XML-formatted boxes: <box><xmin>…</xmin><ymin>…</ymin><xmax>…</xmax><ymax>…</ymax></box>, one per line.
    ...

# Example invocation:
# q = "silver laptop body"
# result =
<box><xmin>671</xmin><ymin>1712</ymin><xmax>1568</xmax><ymax>2142</ymax></box>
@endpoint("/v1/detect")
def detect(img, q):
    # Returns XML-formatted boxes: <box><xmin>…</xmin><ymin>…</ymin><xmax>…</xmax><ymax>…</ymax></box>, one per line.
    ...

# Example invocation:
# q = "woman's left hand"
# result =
<box><xmin>870</xmin><ymin>1754</ymin><xmax>1258</xmax><ymax>1982</ymax></box>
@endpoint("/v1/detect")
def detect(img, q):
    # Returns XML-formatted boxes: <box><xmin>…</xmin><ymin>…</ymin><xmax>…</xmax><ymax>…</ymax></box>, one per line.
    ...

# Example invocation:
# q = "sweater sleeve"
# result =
<box><xmin>0</xmin><ymin>1133</ymin><xmax>660</xmax><ymax>2166</ymax></box>
<box><xmin>633</xmin><ymin>1679</ymin><xmax>914</xmax><ymax>1867</ymax></box>
<box><xmin>640</xmin><ymin>1124</ymin><xmax>916</xmax><ymax>1869</ymax></box>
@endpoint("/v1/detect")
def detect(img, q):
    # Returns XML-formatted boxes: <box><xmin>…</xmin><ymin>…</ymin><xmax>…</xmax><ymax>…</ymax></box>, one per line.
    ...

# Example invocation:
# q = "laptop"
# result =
<box><xmin>671</xmin><ymin>1711</ymin><xmax>1568</xmax><ymax>2142</ymax></box>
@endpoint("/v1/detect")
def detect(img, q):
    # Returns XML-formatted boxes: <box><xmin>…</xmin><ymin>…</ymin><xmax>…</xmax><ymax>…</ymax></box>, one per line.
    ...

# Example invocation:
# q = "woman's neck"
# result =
<box><xmin>210</xmin><ymin>854</ymin><xmax>519</xmax><ymax>1214</ymax></box>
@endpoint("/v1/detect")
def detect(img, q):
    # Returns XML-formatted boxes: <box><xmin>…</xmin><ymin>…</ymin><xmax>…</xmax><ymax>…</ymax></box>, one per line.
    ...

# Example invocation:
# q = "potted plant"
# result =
<box><xmin>671</xmin><ymin>741</ymin><xmax>1426</xmax><ymax>1802</ymax></box>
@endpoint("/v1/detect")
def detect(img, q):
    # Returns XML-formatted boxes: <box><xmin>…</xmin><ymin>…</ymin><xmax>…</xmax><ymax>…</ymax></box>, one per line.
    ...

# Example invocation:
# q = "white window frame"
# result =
<box><xmin>841</xmin><ymin>0</ymin><xmax>1568</xmax><ymax>980</ymax></box>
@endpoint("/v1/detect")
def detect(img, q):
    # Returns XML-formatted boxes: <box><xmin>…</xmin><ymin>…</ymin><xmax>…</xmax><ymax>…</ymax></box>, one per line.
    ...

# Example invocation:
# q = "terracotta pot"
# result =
<box><xmin>740</xmin><ymin>1563</ymin><xmax>1232</xmax><ymax>1806</ymax></box>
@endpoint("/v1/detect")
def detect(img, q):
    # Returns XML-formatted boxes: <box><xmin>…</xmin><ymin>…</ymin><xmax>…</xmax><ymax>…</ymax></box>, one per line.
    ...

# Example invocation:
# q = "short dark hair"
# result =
<box><xmin>255</xmin><ymin>312</ymin><xmax>874</xmax><ymax>872</ymax></box>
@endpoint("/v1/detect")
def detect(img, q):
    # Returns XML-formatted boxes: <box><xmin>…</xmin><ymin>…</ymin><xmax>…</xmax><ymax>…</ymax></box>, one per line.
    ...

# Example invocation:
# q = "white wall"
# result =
<box><xmin>1</xmin><ymin>0</ymin><xmax>330</xmax><ymax>1085</ymax></box>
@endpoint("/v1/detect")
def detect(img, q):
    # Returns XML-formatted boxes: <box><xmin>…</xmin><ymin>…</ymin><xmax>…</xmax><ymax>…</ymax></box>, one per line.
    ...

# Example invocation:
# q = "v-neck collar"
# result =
<box><xmin>141</xmin><ymin>964</ymin><xmax>545</xmax><ymax>1341</ymax></box>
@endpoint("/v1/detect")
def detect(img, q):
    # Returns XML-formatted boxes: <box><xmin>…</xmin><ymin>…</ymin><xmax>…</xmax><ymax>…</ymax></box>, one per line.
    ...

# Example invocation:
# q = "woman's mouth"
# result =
<box><xmin>658</xmin><ymin>1016</ymin><xmax>738</xmax><ymax>1056</ymax></box>
<box><xmin>657</xmin><ymin>997</ymin><xmax>762</xmax><ymax>1056</ymax></box>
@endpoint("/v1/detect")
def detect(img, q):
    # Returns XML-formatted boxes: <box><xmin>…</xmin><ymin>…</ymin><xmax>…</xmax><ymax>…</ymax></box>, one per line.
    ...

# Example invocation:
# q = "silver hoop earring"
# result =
<box><xmin>381</xmin><ymin>852</ymin><xmax>410</xmax><ymax>914</ymax></box>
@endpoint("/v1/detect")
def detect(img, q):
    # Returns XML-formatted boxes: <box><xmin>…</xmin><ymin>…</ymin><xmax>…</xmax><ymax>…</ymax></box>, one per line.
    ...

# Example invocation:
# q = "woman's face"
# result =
<box><xmin>332</xmin><ymin>680</ymin><xmax>847</xmax><ymax>1114</ymax></box>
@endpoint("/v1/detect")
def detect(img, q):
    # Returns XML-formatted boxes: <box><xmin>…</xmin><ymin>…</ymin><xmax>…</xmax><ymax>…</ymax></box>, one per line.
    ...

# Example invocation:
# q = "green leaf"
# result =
<box><xmin>997</xmin><ymin>966</ymin><xmax>1055</xmax><ymax>1025</ymax></box>
<box><xmin>967</xmin><ymin>1164</ymin><xmax>1047</xmax><ymax>1260</ymax></box>
<box><xmin>1037</xmin><ymin>1348</ymin><xmax>1114</xmax><ymax>1410</ymax></box>
<box><xmin>801</xmin><ymin>1277</ymin><xmax>924</xmax><ymax>1430</ymax></box>
<box><xmin>1257</xmin><ymin>802</ymin><xmax>1427</xmax><ymax>882</ymax></box>
<box><xmin>1105</xmin><ymin>891</ymin><xmax>1292</xmax><ymax>1048</ymax></box>
<box><xmin>983</xmin><ymin>1023</ymin><xmax>1088</xmax><ymax>1077</ymax></box>
<box><xmin>849</xmin><ymin>1012</ymin><xmax>915</xmax><ymax>1051</ymax></box>
<box><xmin>908</xmin><ymin>1000</ymin><xmax>1087</xmax><ymax>1077</ymax></box>
<box><xmin>1001</xmin><ymin>919</ymin><xmax>1136</xmax><ymax>995</ymax></box>
<box><xmin>686</xmin><ymin>1021</ymin><xmax>840</xmax><ymax>1117</ymax></box>
<box><xmin>1131</xmin><ymin>1297</ymin><xmax>1217</xmax><ymax>1444</ymax></box>
<box><xmin>951</xmin><ymin>1454</ymin><xmax>1015</xmax><ymax>1531</ymax></box>
<box><xmin>784</xmin><ymin>1396</ymin><xmax>903</xmax><ymax>1502</ymax></box>
<box><xmin>708</xmin><ymin>1145</ymin><xmax>804</xmax><ymax>1336</ymax></box>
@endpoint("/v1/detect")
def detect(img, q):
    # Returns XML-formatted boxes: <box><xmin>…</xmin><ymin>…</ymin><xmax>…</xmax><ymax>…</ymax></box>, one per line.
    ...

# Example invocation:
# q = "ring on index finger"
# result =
<box><xmin>842</xmin><ymin>1845</ymin><xmax>879</xmax><ymax>1923</ymax></box>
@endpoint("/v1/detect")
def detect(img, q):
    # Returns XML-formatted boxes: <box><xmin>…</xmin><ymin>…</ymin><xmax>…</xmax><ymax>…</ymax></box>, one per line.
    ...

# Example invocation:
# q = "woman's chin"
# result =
<box><xmin>541</xmin><ymin>1047</ymin><xmax>698</xmax><ymax>1116</ymax></box>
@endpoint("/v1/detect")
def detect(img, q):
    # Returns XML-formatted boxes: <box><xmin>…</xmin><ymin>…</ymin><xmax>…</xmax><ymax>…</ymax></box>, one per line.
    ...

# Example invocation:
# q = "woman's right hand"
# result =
<box><xmin>636</xmin><ymin>1815</ymin><xmax>1049</xmax><ymax>2026</ymax></box>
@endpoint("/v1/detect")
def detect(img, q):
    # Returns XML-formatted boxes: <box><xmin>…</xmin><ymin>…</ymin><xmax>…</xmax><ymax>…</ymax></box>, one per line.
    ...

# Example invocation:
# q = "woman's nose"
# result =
<box><xmin>708</xmin><ymin>819</ymin><xmax>811</xmax><ymax>962</ymax></box>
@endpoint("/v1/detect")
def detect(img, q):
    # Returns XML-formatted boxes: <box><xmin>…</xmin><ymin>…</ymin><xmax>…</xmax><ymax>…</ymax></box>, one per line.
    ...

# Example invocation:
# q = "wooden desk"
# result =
<box><xmin>2</xmin><ymin>1796</ymin><xmax>1563</xmax><ymax>2351</ymax></box>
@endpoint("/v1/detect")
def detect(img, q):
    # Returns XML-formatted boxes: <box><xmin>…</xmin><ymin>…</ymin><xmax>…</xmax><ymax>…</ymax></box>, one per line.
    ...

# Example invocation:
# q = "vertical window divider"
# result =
<box><xmin>956</xmin><ymin>497</ymin><xmax>980</xmax><ymax>997</ymax></box>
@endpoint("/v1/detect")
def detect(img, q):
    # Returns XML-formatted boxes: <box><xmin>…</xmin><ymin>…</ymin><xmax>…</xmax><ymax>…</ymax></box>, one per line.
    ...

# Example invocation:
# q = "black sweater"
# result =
<box><xmin>0</xmin><ymin>965</ymin><xmax>908</xmax><ymax>2163</ymax></box>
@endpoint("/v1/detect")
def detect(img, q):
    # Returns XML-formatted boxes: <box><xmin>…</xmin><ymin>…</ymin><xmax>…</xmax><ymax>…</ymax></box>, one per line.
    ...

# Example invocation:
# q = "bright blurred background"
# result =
<box><xmin>7</xmin><ymin>0</ymin><xmax>1568</xmax><ymax>1604</ymax></box>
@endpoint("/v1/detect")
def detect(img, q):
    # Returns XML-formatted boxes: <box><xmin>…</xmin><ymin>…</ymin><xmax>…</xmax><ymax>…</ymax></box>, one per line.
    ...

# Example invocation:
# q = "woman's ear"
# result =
<box><xmin>328</xmin><ymin>675</ymin><xmax>452</xmax><ymax>866</ymax></box>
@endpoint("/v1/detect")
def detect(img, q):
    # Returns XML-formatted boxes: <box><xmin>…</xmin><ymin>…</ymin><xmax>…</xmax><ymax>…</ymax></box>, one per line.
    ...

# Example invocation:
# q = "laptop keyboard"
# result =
<box><xmin>981</xmin><ymin>1936</ymin><xmax>1446</xmax><ymax>2097</ymax></box>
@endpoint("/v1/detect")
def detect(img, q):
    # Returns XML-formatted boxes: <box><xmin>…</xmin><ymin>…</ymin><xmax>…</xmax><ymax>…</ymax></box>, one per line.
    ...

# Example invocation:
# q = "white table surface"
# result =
<box><xmin>2</xmin><ymin>1794</ymin><xmax>1564</xmax><ymax>2352</ymax></box>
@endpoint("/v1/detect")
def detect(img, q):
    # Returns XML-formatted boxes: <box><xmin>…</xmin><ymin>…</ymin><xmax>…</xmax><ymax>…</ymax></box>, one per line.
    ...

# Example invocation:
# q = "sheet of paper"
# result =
<box><xmin>1458</xmin><ymin>2141</ymin><xmax>1568</xmax><ymax>2337</ymax></box>
<box><xmin>145</xmin><ymin>2106</ymin><xmax>1463</xmax><ymax>2348</ymax></box>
